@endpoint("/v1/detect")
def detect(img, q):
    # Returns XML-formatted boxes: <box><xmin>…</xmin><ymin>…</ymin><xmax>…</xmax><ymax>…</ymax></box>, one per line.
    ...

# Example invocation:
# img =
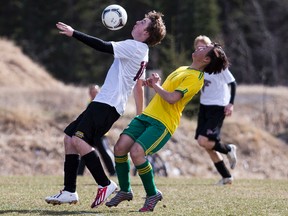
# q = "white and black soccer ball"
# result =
<box><xmin>101</xmin><ymin>4</ymin><xmax>128</xmax><ymax>31</ymax></box>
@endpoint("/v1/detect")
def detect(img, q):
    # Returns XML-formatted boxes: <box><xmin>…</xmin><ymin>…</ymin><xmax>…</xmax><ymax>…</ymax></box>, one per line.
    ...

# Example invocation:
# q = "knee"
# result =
<box><xmin>130</xmin><ymin>149</ymin><xmax>139</xmax><ymax>161</ymax></box>
<box><xmin>71</xmin><ymin>136</ymin><xmax>81</xmax><ymax>148</ymax></box>
<box><xmin>63</xmin><ymin>135</ymin><xmax>78</xmax><ymax>153</ymax></box>
<box><xmin>130</xmin><ymin>144</ymin><xmax>145</xmax><ymax>163</ymax></box>
<box><xmin>114</xmin><ymin>143</ymin><xmax>123</xmax><ymax>155</ymax></box>
<box><xmin>197</xmin><ymin>136</ymin><xmax>209</xmax><ymax>149</ymax></box>
<box><xmin>114</xmin><ymin>135</ymin><xmax>134</xmax><ymax>156</ymax></box>
<box><xmin>114</xmin><ymin>140</ymin><xmax>130</xmax><ymax>156</ymax></box>
<box><xmin>64</xmin><ymin>135</ymin><xmax>73</xmax><ymax>146</ymax></box>
<box><xmin>64</xmin><ymin>134</ymin><xmax>69</xmax><ymax>143</ymax></box>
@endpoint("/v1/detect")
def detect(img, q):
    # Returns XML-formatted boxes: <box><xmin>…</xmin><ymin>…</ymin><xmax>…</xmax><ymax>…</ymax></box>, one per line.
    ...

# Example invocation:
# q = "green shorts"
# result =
<box><xmin>122</xmin><ymin>114</ymin><xmax>171</xmax><ymax>155</ymax></box>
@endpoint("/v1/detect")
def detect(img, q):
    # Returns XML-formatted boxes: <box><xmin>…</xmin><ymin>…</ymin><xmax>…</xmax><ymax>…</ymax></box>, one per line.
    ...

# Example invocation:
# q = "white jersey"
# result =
<box><xmin>94</xmin><ymin>39</ymin><xmax>148</xmax><ymax>115</ymax></box>
<box><xmin>200</xmin><ymin>68</ymin><xmax>235</xmax><ymax>106</ymax></box>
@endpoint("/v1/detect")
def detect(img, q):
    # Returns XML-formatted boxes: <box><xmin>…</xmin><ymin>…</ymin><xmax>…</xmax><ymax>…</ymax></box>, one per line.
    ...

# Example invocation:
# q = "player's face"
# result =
<box><xmin>195</xmin><ymin>41</ymin><xmax>208</xmax><ymax>50</ymax></box>
<box><xmin>131</xmin><ymin>18</ymin><xmax>151</xmax><ymax>41</ymax></box>
<box><xmin>192</xmin><ymin>44</ymin><xmax>213</xmax><ymax>61</ymax></box>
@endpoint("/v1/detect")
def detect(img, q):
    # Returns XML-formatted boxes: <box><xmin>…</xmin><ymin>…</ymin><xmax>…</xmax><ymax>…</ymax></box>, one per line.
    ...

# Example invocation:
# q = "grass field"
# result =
<box><xmin>0</xmin><ymin>176</ymin><xmax>287</xmax><ymax>215</ymax></box>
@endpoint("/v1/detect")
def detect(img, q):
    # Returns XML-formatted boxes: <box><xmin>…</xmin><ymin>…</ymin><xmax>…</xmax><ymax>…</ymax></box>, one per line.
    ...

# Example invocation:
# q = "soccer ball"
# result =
<box><xmin>101</xmin><ymin>4</ymin><xmax>128</xmax><ymax>31</ymax></box>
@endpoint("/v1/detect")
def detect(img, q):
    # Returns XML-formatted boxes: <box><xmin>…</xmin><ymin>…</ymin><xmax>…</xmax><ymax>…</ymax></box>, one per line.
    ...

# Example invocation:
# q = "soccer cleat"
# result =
<box><xmin>216</xmin><ymin>177</ymin><xmax>233</xmax><ymax>186</ymax></box>
<box><xmin>90</xmin><ymin>180</ymin><xmax>117</xmax><ymax>208</ymax></box>
<box><xmin>45</xmin><ymin>190</ymin><xmax>79</xmax><ymax>205</ymax></box>
<box><xmin>106</xmin><ymin>190</ymin><xmax>133</xmax><ymax>207</ymax></box>
<box><xmin>139</xmin><ymin>190</ymin><xmax>163</xmax><ymax>212</ymax></box>
<box><xmin>227</xmin><ymin>144</ymin><xmax>237</xmax><ymax>169</ymax></box>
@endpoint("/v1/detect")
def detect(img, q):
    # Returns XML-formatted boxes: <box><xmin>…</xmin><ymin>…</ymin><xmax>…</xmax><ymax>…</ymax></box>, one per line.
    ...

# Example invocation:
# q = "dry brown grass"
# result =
<box><xmin>0</xmin><ymin>38</ymin><xmax>287</xmax><ymax>179</ymax></box>
<box><xmin>234</xmin><ymin>85</ymin><xmax>288</xmax><ymax>136</ymax></box>
<box><xmin>0</xmin><ymin>38</ymin><xmax>62</xmax><ymax>89</ymax></box>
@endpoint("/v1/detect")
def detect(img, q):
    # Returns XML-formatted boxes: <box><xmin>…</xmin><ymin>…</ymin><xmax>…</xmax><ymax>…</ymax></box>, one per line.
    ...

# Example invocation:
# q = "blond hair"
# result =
<box><xmin>194</xmin><ymin>35</ymin><xmax>212</xmax><ymax>49</ymax></box>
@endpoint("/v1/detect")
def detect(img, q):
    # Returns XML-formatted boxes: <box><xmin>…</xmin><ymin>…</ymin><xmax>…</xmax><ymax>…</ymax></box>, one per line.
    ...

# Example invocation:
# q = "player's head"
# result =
<box><xmin>88</xmin><ymin>84</ymin><xmax>100</xmax><ymax>100</ymax></box>
<box><xmin>144</xmin><ymin>11</ymin><xmax>166</xmax><ymax>46</ymax></box>
<box><xmin>192</xmin><ymin>43</ymin><xmax>229</xmax><ymax>74</ymax></box>
<box><xmin>194</xmin><ymin>35</ymin><xmax>212</xmax><ymax>49</ymax></box>
<box><xmin>203</xmin><ymin>43</ymin><xmax>229</xmax><ymax>74</ymax></box>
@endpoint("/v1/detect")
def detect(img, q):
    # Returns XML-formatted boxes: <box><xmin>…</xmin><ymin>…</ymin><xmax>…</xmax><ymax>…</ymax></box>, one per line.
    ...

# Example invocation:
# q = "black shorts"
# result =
<box><xmin>194</xmin><ymin>104</ymin><xmax>225</xmax><ymax>141</ymax></box>
<box><xmin>64</xmin><ymin>102</ymin><xmax>120</xmax><ymax>146</ymax></box>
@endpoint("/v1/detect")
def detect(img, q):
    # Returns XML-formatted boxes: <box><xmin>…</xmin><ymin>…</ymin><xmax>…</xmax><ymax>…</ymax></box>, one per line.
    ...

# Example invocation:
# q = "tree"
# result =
<box><xmin>218</xmin><ymin>0</ymin><xmax>288</xmax><ymax>85</ymax></box>
<box><xmin>0</xmin><ymin>0</ymin><xmax>287</xmax><ymax>86</ymax></box>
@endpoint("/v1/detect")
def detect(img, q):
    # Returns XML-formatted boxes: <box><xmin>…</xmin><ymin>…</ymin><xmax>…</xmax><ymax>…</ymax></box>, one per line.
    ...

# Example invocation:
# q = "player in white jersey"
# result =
<box><xmin>194</xmin><ymin>35</ymin><xmax>237</xmax><ymax>185</ymax></box>
<box><xmin>45</xmin><ymin>11</ymin><xmax>166</xmax><ymax>208</ymax></box>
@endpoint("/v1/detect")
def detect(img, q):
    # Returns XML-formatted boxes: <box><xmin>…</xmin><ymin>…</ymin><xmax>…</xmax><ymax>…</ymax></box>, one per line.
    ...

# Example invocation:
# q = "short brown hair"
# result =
<box><xmin>144</xmin><ymin>11</ymin><xmax>166</xmax><ymax>46</ymax></box>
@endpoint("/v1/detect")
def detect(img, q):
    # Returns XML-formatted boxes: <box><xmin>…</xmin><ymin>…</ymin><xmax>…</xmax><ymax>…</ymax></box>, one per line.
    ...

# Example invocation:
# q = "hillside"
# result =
<box><xmin>0</xmin><ymin>38</ymin><xmax>287</xmax><ymax>179</ymax></box>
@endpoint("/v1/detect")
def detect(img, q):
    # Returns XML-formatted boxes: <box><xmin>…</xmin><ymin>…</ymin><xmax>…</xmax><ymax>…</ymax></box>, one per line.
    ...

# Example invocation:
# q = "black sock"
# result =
<box><xmin>214</xmin><ymin>161</ymin><xmax>231</xmax><ymax>178</ymax></box>
<box><xmin>82</xmin><ymin>151</ymin><xmax>110</xmax><ymax>186</ymax></box>
<box><xmin>212</xmin><ymin>141</ymin><xmax>231</xmax><ymax>154</ymax></box>
<box><xmin>64</xmin><ymin>154</ymin><xmax>80</xmax><ymax>192</ymax></box>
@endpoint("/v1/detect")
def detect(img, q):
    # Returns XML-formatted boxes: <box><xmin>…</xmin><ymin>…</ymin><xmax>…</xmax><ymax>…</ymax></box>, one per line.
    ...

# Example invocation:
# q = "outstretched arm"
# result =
<box><xmin>56</xmin><ymin>22</ymin><xmax>113</xmax><ymax>54</ymax></box>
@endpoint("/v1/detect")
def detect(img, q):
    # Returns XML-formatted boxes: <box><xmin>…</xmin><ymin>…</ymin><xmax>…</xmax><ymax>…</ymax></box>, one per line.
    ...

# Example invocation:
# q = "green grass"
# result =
<box><xmin>0</xmin><ymin>176</ymin><xmax>287</xmax><ymax>215</ymax></box>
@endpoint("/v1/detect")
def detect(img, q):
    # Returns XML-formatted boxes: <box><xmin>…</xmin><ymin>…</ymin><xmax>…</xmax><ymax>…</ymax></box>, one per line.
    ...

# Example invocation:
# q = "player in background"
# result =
<box><xmin>194</xmin><ymin>35</ymin><xmax>237</xmax><ymax>185</ymax></box>
<box><xmin>45</xmin><ymin>11</ymin><xmax>166</xmax><ymax>208</ymax></box>
<box><xmin>106</xmin><ymin>42</ymin><xmax>229</xmax><ymax>212</ymax></box>
<box><xmin>77</xmin><ymin>84</ymin><xmax>116</xmax><ymax>177</ymax></box>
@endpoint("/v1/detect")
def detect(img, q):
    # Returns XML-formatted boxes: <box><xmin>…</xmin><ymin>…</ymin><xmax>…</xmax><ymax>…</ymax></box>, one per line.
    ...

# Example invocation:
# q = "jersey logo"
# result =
<box><xmin>133</xmin><ymin>61</ymin><xmax>147</xmax><ymax>81</ymax></box>
<box><xmin>75</xmin><ymin>131</ymin><xmax>84</xmax><ymax>139</ymax></box>
<box><xmin>201</xmin><ymin>79</ymin><xmax>211</xmax><ymax>92</ymax></box>
<box><xmin>206</xmin><ymin>129</ymin><xmax>217</xmax><ymax>135</ymax></box>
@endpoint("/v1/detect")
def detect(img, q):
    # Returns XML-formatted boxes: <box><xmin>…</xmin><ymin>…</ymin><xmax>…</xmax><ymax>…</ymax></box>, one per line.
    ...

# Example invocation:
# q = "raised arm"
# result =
<box><xmin>56</xmin><ymin>22</ymin><xmax>113</xmax><ymax>54</ymax></box>
<box><xmin>56</xmin><ymin>22</ymin><xmax>74</xmax><ymax>36</ymax></box>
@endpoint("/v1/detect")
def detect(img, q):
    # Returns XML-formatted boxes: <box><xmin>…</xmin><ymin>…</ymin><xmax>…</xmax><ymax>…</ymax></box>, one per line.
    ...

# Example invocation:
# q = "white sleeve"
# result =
<box><xmin>111</xmin><ymin>40</ymin><xmax>137</xmax><ymax>59</ymax></box>
<box><xmin>222</xmin><ymin>68</ymin><xmax>235</xmax><ymax>84</ymax></box>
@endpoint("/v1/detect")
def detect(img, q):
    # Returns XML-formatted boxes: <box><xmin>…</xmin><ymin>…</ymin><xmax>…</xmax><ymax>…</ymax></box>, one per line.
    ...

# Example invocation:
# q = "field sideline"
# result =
<box><xmin>0</xmin><ymin>176</ymin><xmax>287</xmax><ymax>215</ymax></box>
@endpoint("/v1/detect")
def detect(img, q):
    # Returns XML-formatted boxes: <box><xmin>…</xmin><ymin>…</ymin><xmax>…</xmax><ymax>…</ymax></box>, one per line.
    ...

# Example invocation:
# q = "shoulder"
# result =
<box><xmin>112</xmin><ymin>39</ymin><xmax>148</xmax><ymax>53</ymax></box>
<box><xmin>112</xmin><ymin>39</ymin><xmax>147</xmax><ymax>47</ymax></box>
<box><xmin>223</xmin><ymin>67</ymin><xmax>232</xmax><ymax>74</ymax></box>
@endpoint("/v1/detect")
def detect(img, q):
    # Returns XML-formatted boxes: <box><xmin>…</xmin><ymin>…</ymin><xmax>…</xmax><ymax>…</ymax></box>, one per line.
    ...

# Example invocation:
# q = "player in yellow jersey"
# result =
<box><xmin>106</xmin><ymin>43</ymin><xmax>229</xmax><ymax>212</ymax></box>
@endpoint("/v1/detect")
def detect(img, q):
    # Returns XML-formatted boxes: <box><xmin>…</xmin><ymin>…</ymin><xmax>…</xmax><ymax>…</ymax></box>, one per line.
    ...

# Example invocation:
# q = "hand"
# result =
<box><xmin>224</xmin><ymin>103</ymin><xmax>234</xmax><ymax>116</ymax></box>
<box><xmin>142</xmin><ymin>73</ymin><xmax>161</xmax><ymax>88</ymax></box>
<box><xmin>142</xmin><ymin>78</ymin><xmax>153</xmax><ymax>88</ymax></box>
<box><xmin>56</xmin><ymin>22</ymin><xmax>74</xmax><ymax>37</ymax></box>
<box><xmin>150</xmin><ymin>73</ymin><xmax>161</xmax><ymax>87</ymax></box>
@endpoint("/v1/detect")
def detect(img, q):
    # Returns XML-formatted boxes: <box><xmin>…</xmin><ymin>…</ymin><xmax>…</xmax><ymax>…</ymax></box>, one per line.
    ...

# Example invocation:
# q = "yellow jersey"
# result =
<box><xmin>143</xmin><ymin>67</ymin><xmax>204</xmax><ymax>134</ymax></box>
